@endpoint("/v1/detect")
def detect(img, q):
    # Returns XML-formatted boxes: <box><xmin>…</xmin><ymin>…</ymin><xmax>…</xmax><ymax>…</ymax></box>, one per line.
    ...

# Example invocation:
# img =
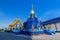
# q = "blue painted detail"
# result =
<box><xmin>23</xmin><ymin>13</ymin><xmax>45</xmax><ymax>35</ymax></box>
<box><xmin>11</xmin><ymin>11</ymin><xmax>55</xmax><ymax>35</ymax></box>
<box><xmin>44</xmin><ymin>29</ymin><xmax>55</xmax><ymax>35</ymax></box>
<box><xmin>12</xmin><ymin>30</ymin><xmax>23</xmax><ymax>34</ymax></box>
<box><xmin>43</xmin><ymin>17</ymin><xmax>60</xmax><ymax>25</ymax></box>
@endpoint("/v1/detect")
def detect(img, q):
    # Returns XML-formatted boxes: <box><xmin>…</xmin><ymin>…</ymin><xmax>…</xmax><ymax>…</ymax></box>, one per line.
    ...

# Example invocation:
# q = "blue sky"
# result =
<box><xmin>0</xmin><ymin>0</ymin><xmax>60</xmax><ymax>28</ymax></box>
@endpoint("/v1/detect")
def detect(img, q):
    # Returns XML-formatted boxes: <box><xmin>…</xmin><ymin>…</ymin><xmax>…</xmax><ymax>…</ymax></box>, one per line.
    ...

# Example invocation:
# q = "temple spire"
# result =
<box><xmin>32</xmin><ymin>4</ymin><xmax>33</xmax><ymax>11</ymax></box>
<box><xmin>31</xmin><ymin>4</ymin><xmax>34</xmax><ymax>14</ymax></box>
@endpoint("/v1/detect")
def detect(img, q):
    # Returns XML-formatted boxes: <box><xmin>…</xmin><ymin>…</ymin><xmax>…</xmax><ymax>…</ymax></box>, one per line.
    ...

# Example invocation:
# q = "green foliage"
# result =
<box><xmin>0</xmin><ymin>28</ymin><xmax>4</xmax><ymax>31</ymax></box>
<box><xmin>4</xmin><ymin>29</ymin><xmax>10</xmax><ymax>33</ymax></box>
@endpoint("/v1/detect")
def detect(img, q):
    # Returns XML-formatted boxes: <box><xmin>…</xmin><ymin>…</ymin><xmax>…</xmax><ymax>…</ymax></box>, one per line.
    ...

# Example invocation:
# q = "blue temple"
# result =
<box><xmin>23</xmin><ymin>5</ymin><xmax>45</xmax><ymax>35</ymax></box>
<box><xmin>23</xmin><ymin>4</ymin><xmax>55</xmax><ymax>35</ymax></box>
<box><xmin>11</xmin><ymin>4</ymin><xmax>55</xmax><ymax>35</ymax></box>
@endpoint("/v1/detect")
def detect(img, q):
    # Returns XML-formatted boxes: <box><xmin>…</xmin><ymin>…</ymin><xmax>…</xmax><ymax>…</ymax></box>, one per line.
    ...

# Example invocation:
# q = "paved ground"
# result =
<box><xmin>32</xmin><ymin>33</ymin><xmax>60</xmax><ymax>40</ymax></box>
<box><xmin>0</xmin><ymin>32</ymin><xmax>32</xmax><ymax>40</ymax></box>
<box><xmin>0</xmin><ymin>32</ymin><xmax>60</xmax><ymax>40</ymax></box>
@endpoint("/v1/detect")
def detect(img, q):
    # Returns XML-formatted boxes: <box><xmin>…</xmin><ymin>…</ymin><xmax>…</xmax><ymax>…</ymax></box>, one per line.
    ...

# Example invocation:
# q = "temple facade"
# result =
<box><xmin>23</xmin><ymin>5</ymin><xmax>44</xmax><ymax>35</ymax></box>
<box><xmin>9</xmin><ymin>5</ymin><xmax>55</xmax><ymax>35</ymax></box>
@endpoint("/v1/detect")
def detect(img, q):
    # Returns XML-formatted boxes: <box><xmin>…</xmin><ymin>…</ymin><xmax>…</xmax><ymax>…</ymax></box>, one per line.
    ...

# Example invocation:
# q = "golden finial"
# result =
<box><xmin>31</xmin><ymin>4</ymin><xmax>34</xmax><ymax>14</ymax></box>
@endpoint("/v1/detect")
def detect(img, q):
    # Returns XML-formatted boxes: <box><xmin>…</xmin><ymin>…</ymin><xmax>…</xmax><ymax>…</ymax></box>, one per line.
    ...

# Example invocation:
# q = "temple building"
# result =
<box><xmin>43</xmin><ymin>17</ymin><xmax>60</xmax><ymax>32</ymax></box>
<box><xmin>9</xmin><ymin>5</ymin><xmax>55</xmax><ymax>35</ymax></box>
<box><xmin>23</xmin><ymin>5</ymin><xmax>50</xmax><ymax>35</ymax></box>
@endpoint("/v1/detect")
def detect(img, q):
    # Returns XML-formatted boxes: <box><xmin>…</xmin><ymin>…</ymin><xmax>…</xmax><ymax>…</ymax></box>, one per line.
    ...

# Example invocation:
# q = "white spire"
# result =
<box><xmin>28</xmin><ymin>16</ymin><xmax>30</xmax><ymax>18</ymax></box>
<box><xmin>40</xmin><ymin>18</ymin><xmax>42</xmax><ymax>22</ymax></box>
<box><xmin>24</xmin><ymin>18</ymin><xmax>26</xmax><ymax>22</ymax></box>
<box><xmin>31</xmin><ymin>4</ymin><xmax>34</xmax><ymax>14</ymax></box>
